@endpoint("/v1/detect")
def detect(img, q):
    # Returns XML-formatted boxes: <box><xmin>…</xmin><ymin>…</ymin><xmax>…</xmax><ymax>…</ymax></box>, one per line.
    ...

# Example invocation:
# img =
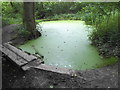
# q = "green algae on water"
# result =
<box><xmin>19</xmin><ymin>20</ymin><xmax>118</xmax><ymax>70</ymax></box>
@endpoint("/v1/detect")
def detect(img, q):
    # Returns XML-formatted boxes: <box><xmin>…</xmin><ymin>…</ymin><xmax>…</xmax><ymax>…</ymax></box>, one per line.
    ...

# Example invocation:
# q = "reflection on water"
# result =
<box><xmin>19</xmin><ymin>20</ymin><xmax>118</xmax><ymax>70</ymax></box>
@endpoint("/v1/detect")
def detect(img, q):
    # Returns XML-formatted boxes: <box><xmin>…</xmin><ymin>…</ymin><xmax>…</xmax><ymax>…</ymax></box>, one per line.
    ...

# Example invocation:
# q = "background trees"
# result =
<box><xmin>2</xmin><ymin>2</ymin><xmax>23</xmax><ymax>26</ymax></box>
<box><xmin>2</xmin><ymin>2</ymin><xmax>120</xmax><ymax>57</ymax></box>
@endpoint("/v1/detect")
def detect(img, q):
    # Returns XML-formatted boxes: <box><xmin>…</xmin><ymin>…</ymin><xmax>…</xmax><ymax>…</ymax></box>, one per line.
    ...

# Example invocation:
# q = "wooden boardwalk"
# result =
<box><xmin>1</xmin><ymin>43</ymin><xmax>76</xmax><ymax>75</ymax></box>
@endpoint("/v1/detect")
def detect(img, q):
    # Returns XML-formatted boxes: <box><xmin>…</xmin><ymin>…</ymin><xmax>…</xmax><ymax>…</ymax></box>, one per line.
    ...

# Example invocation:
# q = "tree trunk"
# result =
<box><xmin>23</xmin><ymin>2</ymin><xmax>41</xmax><ymax>39</ymax></box>
<box><xmin>10</xmin><ymin>2</ymin><xmax>14</xmax><ymax>7</ymax></box>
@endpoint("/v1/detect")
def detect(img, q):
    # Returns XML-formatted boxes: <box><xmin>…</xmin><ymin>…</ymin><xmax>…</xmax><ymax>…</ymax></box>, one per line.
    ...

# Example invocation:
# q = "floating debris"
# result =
<box><xmin>55</xmin><ymin>64</ymin><xmax>58</xmax><ymax>66</ymax></box>
<box><xmin>31</xmin><ymin>45</ymin><xmax>44</xmax><ymax>59</ymax></box>
<box><xmin>22</xmin><ymin>76</ymin><xmax>25</xmax><ymax>79</ymax></box>
<box><xmin>69</xmin><ymin>65</ymin><xmax>71</xmax><ymax>67</ymax></box>
<box><xmin>50</xmin><ymin>85</ymin><xmax>53</xmax><ymax>88</ymax></box>
<box><xmin>74</xmin><ymin>74</ymin><xmax>77</xmax><ymax>77</ymax></box>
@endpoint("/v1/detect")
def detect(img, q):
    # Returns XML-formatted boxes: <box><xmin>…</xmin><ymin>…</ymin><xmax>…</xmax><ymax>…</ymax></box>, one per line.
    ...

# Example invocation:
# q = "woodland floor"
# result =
<box><xmin>2</xmin><ymin>24</ymin><xmax>119</xmax><ymax>88</ymax></box>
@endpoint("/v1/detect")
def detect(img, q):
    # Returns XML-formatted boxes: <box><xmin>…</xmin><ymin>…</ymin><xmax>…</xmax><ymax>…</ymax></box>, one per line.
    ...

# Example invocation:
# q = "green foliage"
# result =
<box><xmin>67</xmin><ymin>2</ymin><xmax>120</xmax><ymax>57</ymax></box>
<box><xmin>35</xmin><ymin>2</ymin><xmax>82</xmax><ymax>19</ymax></box>
<box><xmin>46</xmin><ymin>13</ymin><xmax>82</xmax><ymax>20</ymax></box>
<box><xmin>16</xmin><ymin>25</ymin><xmax>31</xmax><ymax>38</ymax></box>
<box><xmin>96</xmin><ymin>57</ymin><xmax>119</xmax><ymax>68</ymax></box>
<box><xmin>2</xmin><ymin>18</ymin><xmax>10</xmax><ymax>26</ymax></box>
<box><xmin>2</xmin><ymin>16</ymin><xmax>22</xmax><ymax>27</ymax></box>
<box><xmin>2</xmin><ymin>2</ymin><xmax>120</xmax><ymax>58</ymax></box>
<box><xmin>89</xmin><ymin>11</ymin><xmax>120</xmax><ymax>57</ymax></box>
<box><xmin>80</xmin><ymin>3</ymin><xmax>118</xmax><ymax>25</ymax></box>
<box><xmin>90</xmin><ymin>12</ymin><xmax>119</xmax><ymax>43</ymax></box>
<box><xmin>2</xmin><ymin>2</ymin><xmax>23</xmax><ymax>27</ymax></box>
<box><xmin>35</xmin><ymin>19</ymin><xmax>43</xmax><ymax>25</ymax></box>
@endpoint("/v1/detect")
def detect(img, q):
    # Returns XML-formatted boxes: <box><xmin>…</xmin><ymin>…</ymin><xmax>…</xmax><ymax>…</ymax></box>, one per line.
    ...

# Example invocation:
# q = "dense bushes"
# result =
<box><xmin>73</xmin><ymin>2</ymin><xmax>120</xmax><ymax>58</ymax></box>
<box><xmin>16</xmin><ymin>25</ymin><xmax>31</xmax><ymax>39</ymax></box>
<box><xmin>2</xmin><ymin>2</ymin><xmax>83</xmax><ymax>26</ymax></box>
<box><xmin>89</xmin><ymin>11</ymin><xmax>120</xmax><ymax>58</ymax></box>
<box><xmin>46</xmin><ymin>13</ymin><xmax>81</xmax><ymax>20</ymax></box>
<box><xmin>2</xmin><ymin>2</ymin><xmax>22</xmax><ymax>27</ymax></box>
<box><xmin>2</xmin><ymin>16</ymin><xmax>22</xmax><ymax>27</ymax></box>
<box><xmin>35</xmin><ymin>2</ymin><xmax>82</xmax><ymax>19</ymax></box>
<box><xmin>90</xmin><ymin>12</ymin><xmax>119</xmax><ymax>45</ymax></box>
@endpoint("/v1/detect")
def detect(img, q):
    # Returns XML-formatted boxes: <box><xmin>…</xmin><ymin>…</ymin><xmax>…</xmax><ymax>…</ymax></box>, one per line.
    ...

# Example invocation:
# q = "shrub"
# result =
<box><xmin>89</xmin><ymin>11</ymin><xmax>120</xmax><ymax>57</ymax></box>
<box><xmin>2</xmin><ymin>2</ymin><xmax>22</xmax><ymax>27</ymax></box>
<box><xmin>46</xmin><ymin>13</ymin><xmax>82</xmax><ymax>20</ymax></box>
<box><xmin>2</xmin><ymin>18</ymin><xmax>10</xmax><ymax>27</ymax></box>
<box><xmin>16</xmin><ymin>25</ymin><xmax>31</xmax><ymax>39</ymax></box>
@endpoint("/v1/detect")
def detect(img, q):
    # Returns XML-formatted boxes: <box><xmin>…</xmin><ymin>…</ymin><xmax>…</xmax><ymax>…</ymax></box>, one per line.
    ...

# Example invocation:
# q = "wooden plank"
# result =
<box><xmin>22</xmin><ymin>59</ymin><xmax>44</xmax><ymax>71</ymax></box>
<box><xmin>1</xmin><ymin>44</ymin><xmax>28</xmax><ymax>66</ymax></box>
<box><xmin>1</xmin><ymin>44</ymin><xmax>76</xmax><ymax>75</ymax></box>
<box><xmin>33</xmin><ymin>64</ymin><xmax>76</xmax><ymax>75</ymax></box>
<box><xmin>0</xmin><ymin>44</ymin><xmax>3</xmax><ymax>51</ymax></box>
<box><xmin>17</xmin><ymin>57</ymin><xmax>29</xmax><ymax>66</ymax></box>
<box><xmin>4</xmin><ymin>43</ymin><xmax>37</xmax><ymax>62</ymax></box>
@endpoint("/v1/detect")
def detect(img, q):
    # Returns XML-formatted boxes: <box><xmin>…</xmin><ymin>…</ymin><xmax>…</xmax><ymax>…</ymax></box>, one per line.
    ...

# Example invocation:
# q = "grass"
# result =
<box><xmin>96</xmin><ymin>57</ymin><xmax>119</xmax><ymax>68</ymax></box>
<box><xmin>2</xmin><ymin>17</ymin><xmax>22</xmax><ymax>27</ymax></box>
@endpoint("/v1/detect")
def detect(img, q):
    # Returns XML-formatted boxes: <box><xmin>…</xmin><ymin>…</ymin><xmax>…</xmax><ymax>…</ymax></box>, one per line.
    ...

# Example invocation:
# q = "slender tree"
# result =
<box><xmin>10</xmin><ymin>2</ymin><xmax>13</xmax><ymax>7</ymax></box>
<box><xmin>23</xmin><ymin>2</ymin><xmax>41</xmax><ymax>39</ymax></box>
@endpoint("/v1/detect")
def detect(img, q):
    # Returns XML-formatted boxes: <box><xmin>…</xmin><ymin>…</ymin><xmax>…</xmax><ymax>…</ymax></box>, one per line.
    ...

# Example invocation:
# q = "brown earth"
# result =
<box><xmin>2</xmin><ymin>24</ymin><xmax>119</xmax><ymax>89</ymax></box>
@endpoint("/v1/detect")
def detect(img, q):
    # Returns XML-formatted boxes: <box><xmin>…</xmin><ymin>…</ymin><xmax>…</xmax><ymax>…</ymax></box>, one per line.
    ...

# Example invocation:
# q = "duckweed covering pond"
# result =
<box><xmin>19</xmin><ymin>20</ymin><xmax>118</xmax><ymax>70</ymax></box>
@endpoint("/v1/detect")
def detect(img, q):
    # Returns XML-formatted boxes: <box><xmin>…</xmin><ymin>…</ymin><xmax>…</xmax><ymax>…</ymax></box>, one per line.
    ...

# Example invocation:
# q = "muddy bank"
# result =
<box><xmin>2</xmin><ymin>24</ymin><xmax>119</xmax><ymax>88</ymax></box>
<box><xmin>2</xmin><ymin>56</ymin><xmax>119</xmax><ymax>88</ymax></box>
<box><xmin>2</xmin><ymin>24</ymin><xmax>41</xmax><ymax>46</ymax></box>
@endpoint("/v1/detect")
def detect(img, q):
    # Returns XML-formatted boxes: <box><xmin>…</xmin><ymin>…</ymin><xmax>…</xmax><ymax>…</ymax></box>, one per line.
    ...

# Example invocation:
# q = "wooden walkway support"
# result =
<box><xmin>1</xmin><ymin>43</ymin><xmax>77</xmax><ymax>76</ymax></box>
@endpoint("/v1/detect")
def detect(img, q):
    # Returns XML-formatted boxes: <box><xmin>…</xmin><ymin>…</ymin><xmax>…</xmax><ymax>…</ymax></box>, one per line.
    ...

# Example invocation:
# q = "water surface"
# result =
<box><xmin>19</xmin><ymin>20</ymin><xmax>118</xmax><ymax>70</ymax></box>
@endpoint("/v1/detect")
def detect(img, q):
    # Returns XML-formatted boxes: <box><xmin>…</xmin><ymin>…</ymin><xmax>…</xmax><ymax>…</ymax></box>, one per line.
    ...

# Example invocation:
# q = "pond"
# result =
<box><xmin>19</xmin><ymin>20</ymin><xmax>118</xmax><ymax>70</ymax></box>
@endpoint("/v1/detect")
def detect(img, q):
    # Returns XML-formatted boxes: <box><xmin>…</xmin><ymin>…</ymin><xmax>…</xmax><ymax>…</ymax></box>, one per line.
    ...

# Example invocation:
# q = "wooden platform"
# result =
<box><xmin>34</xmin><ymin>64</ymin><xmax>76</xmax><ymax>75</ymax></box>
<box><xmin>0</xmin><ymin>43</ymin><xmax>43</xmax><ymax>68</ymax></box>
<box><xmin>1</xmin><ymin>43</ymin><xmax>76</xmax><ymax>76</ymax></box>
